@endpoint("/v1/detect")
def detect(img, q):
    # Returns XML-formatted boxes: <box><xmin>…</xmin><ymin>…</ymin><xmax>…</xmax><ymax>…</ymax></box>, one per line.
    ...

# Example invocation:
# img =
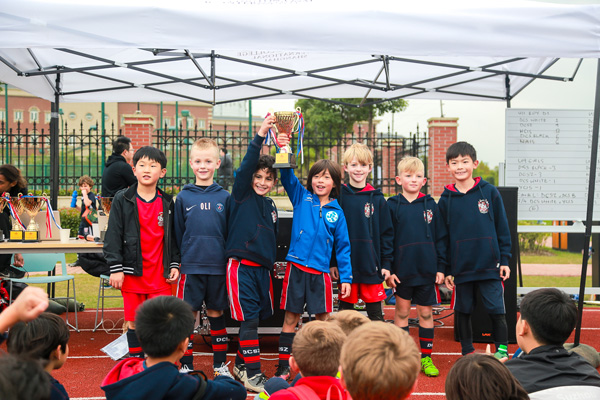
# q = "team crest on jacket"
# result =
<box><xmin>216</xmin><ymin>203</ymin><xmax>224</xmax><ymax>213</ymax></box>
<box><xmin>157</xmin><ymin>211</ymin><xmax>164</xmax><ymax>226</ymax></box>
<box><xmin>325</xmin><ymin>211</ymin><xmax>338</xmax><ymax>223</ymax></box>
<box><xmin>478</xmin><ymin>199</ymin><xmax>489</xmax><ymax>214</ymax></box>
<box><xmin>271</xmin><ymin>210</ymin><xmax>278</xmax><ymax>223</ymax></box>
<box><xmin>364</xmin><ymin>202</ymin><xmax>374</xmax><ymax>218</ymax></box>
<box><xmin>423</xmin><ymin>209</ymin><xmax>433</xmax><ymax>224</ymax></box>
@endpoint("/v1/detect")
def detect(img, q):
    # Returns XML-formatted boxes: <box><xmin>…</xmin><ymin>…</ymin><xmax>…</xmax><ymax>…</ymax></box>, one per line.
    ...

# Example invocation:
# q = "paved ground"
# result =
<box><xmin>519</xmin><ymin>263</ymin><xmax>593</xmax><ymax>276</ymax></box>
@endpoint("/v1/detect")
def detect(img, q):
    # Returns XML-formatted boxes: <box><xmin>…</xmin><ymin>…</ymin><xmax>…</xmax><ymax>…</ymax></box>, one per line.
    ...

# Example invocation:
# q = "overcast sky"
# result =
<box><xmin>252</xmin><ymin>58</ymin><xmax>597</xmax><ymax>169</ymax></box>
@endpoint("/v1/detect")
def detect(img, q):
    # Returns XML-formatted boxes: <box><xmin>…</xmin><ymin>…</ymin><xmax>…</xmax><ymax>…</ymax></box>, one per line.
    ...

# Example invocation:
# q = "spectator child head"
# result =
<box><xmin>290</xmin><ymin>320</ymin><xmax>346</xmax><ymax>377</ymax></box>
<box><xmin>445</xmin><ymin>353</ymin><xmax>529</xmax><ymax>400</ymax></box>
<box><xmin>329</xmin><ymin>310</ymin><xmax>370</xmax><ymax>336</ymax></box>
<box><xmin>307</xmin><ymin>159</ymin><xmax>342</xmax><ymax>200</ymax></box>
<box><xmin>78</xmin><ymin>175</ymin><xmax>95</xmax><ymax>190</ymax></box>
<box><xmin>135</xmin><ymin>296</ymin><xmax>195</xmax><ymax>360</ymax></box>
<box><xmin>7</xmin><ymin>312</ymin><xmax>70</xmax><ymax>372</ymax></box>
<box><xmin>0</xmin><ymin>354</ymin><xmax>51</xmax><ymax>400</ymax></box>
<box><xmin>252</xmin><ymin>154</ymin><xmax>277</xmax><ymax>197</ymax></box>
<box><xmin>340</xmin><ymin>322</ymin><xmax>420</xmax><ymax>400</ymax></box>
<box><xmin>0</xmin><ymin>164</ymin><xmax>27</xmax><ymax>194</ymax></box>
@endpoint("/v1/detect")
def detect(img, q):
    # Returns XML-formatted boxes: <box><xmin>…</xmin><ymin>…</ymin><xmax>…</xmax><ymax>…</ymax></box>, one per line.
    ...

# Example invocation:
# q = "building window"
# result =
<box><xmin>198</xmin><ymin>119</ymin><xmax>206</xmax><ymax>129</ymax></box>
<box><xmin>162</xmin><ymin>118</ymin><xmax>171</xmax><ymax>129</ymax></box>
<box><xmin>68</xmin><ymin>112</ymin><xmax>76</xmax><ymax>120</ymax></box>
<box><xmin>45</xmin><ymin>112</ymin><xmax>52</xmax><ymax>123</ymax></box>
<box><xmin>85</xmin><ymin>113</ymin><xmax>93</xmax><ymax>121</ymax></box>
<box><xmin>187</xmin><ymin>117</ymin><xmax>195</xmax><ymax>128</ymax></box>
<box><xmin>14</xmin><ymin>110</ymin><xmax>23</xmax><ymax>122</ymax></box>
<box><xmin>29</xmin><ymin>108</ymin><xmax>39</xmax><ymax>123</ymax></box>
<box><xmin>0</xmin><ymin>110</ymin><xmax>5</xmax><ymax>122</ymax></box>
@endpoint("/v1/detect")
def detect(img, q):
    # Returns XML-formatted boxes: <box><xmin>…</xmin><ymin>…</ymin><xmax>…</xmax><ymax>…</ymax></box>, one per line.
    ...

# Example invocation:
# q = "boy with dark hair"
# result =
<box><xmin>438</xmin><ymin>141</ymin><xmax>511</xmax><ymax>358</ymax></box>
<box><xmin>7</xmin><ymin>312</ymin><xmax>71</xmax><ymax>400</ymax></box>
<box><xmin>0</xmin><ymin>354</ymin><xmax>51</xmax><ymax>400</ymax></box>
<box><xmin>226</xmin><ymin>115</ymin><xmax>279</xmax><ymax>392</ymax></box>
<box><xmin>104</xmin><ymin>145</ymin><xmax>181</xmax><ymax>360</ymax></box>
<box><xmin>505</xmin><ymin>288</ymin><xmax>600</xmax><ymax>397</ymax></box>
<box><xmin>387</xmin><ymin>156</ymin><xmax>447</xmax><ymax>377</ymax></box>
<box><xmin>101</xmin><ymin>136</ymin><xmax>136</xmax><ymax>197</ymax></box>
<box><xmin>174</xmin><ymin>137</ymin><xmax>231</xmax><ymax>376</ymax></box>
<box><xmin>101</xmin><ymin>296</ymin><xmax>246</xmax><ymax>400</ymax></box>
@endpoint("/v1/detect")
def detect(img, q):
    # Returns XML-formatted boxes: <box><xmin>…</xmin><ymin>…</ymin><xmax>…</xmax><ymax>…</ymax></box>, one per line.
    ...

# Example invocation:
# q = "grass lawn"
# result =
<box><xmin>521</xmin><ymin>248</ymin><xmax>584</xmax><ymax>264</ymax></box>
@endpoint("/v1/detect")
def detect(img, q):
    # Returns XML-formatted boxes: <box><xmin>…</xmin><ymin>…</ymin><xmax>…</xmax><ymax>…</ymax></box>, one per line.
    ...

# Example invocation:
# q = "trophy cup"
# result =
<box><xmin>272</xmin><ymin>107</ymin><xmax>302</xmax><ymax>169</ymax></box>
<box><xmin>21</xmin><ymin>194</ymin><xmax>45</xmax><ymax>242</ymax></box>
<box><xmin>100</xmin><ymin>197</ymin><xmax>113</xmax><ymax>242</ymax></box>
<box><xmin>9</xmin><ymin>194</ymin><xmax>25</xmax><ymax>242</ymax></box>
<box><xmin>0</xmin><ymin>193</ymin><xmax>9</xmax><ymax>241</ymax></box>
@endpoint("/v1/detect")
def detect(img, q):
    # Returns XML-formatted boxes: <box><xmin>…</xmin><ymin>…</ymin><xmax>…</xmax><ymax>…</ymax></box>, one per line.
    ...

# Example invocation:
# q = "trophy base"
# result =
<box><xmin>273</xmin><ymin>152</ymin><xmax>297</xmax><ymax>169</ymax></box>
<box><xmin>9</xmin><ymin>230</ymin><xmax>24</xmax><ymax>242</ymax></box>
<box><xmin>23</xmin><ymin>230</ymin><xmax>40</xmax><ymax>242</ymax></box>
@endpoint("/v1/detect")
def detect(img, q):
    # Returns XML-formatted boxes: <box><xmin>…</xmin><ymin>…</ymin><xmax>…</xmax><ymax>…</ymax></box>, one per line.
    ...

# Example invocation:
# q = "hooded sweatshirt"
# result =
<box><xmin>338</xmin><ymin>184</ymin><xmax>394</xmax><ymax>284</ymax></box>
<box><xmin>437</xmin><ymin>178</ymin><xmax>511</xmax><ymax>284</ymax></box>
<box><xmin>174</xmin><ymin>183</ymin><xmax>229</xmax><ymax>275</ymax></box>
<box><xmin>101</xmin><ymin>154</ymin><xmax>137</xmax><ymax>197</ymax></box>
<box><xmin>101</xmin><ymin>358</ymin><xmax>246</xmax><ymax>400</ymax></box>
<box><xmin>387</xmin><ymin>192</ymin><xmax>448</xmax><ymax>286</ymax></box>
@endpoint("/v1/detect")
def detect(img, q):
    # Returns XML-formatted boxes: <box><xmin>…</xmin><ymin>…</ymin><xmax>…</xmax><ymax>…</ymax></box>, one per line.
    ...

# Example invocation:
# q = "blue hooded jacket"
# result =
<box><xmin>280</xmin><ymin>169</ymin><xmax>352</xmax><ymax>283</ymax></box>
<box><xmin>338</xmin><ymin>184</ymin><xmax>394</xmax><ymax>284</ymax></box>
<box><xmin>174</xmin><ymin>183</ymin><xmax>229</xmax><ymax>275</ymax></box>
<box><xmin>225</xmin><ymin>134</ymin><xmax>279</xmax><ymax>268</ymax></box>
<box><xmin>437</xmin><ymin>178</ymin><xmax>512</xmax><ymax>284</ymax></box>
<box><xmin>387</xmin><ymin>193</ymin><xmax>448</xmax><ymax>286</ymax></box>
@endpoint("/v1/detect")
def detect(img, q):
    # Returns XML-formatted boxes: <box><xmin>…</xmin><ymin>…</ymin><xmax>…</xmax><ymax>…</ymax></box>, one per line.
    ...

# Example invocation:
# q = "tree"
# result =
<box><xmin>477</xmin><ymin>161</ymin><xmax>499</xmax><ymax>186</ymax></box>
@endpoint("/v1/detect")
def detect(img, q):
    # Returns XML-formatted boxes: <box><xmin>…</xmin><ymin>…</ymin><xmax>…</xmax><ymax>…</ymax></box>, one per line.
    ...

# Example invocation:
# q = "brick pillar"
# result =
<box><xmin>427</xmin><ymin>117</ymin><xmax>458</xmax><ymax>197</ymax></box>
<box><xmin>122</xmin><ymin>111</ymin><xmax>155</xmax><ymax>149</ymax></box>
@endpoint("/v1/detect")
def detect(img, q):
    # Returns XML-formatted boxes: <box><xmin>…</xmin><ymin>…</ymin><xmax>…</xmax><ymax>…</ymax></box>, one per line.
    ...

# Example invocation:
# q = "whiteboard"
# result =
<box><xmin>505</xmin><ymin>109</ymin><xmax>597</xmax><ymax>220</ymax></box>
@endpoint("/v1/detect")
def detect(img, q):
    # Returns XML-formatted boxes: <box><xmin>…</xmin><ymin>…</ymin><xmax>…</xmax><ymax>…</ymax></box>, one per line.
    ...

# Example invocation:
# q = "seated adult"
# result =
<box><xmin>505</xmin><ymin>288</ymin><xmax>600</xmax><ymax>399</ymax></box>
<box><xmin>101</xmin><ymin>136</ymin><xmax>136</xmax><ymax>197</ymax></box>
<box><xmin>0</xmin><ymin>165</ymin><xmax>27</xmax><ymax>278</ymax></box>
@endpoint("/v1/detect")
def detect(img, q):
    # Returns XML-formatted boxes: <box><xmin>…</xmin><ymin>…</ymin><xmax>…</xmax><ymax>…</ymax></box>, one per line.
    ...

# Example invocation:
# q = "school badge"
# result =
<box><xmin>478</xmin><ymin>199</ymin><xmax>489</xmax><ymax>214</ymax></box>
<box><xmin>157</xmin><ymin>211</ymin><xmax>164</xmax><ymax>226</ymax></box>
<box><xmin>272</xmin><ymin>210</ymin><xmax>278</xmax><ymax>223</ymax></box>
<box><xmin>364</xmin><ymin>202</ymin><xmax>374</xmax><ymax>218</ymax></box>
<box><xmin>216</xmin><ymin>203</ymin><xmax>224</xmax><ymax>213</ymax></box>
<box><xmin>325</xmin><ymin>211</ymin><xmax>339</xmax><ymax>223</ymax></box>
<box><xmin>423</xmin><ymin>209</ymin><xmax>433</xmax><ymax>224</ymax></box>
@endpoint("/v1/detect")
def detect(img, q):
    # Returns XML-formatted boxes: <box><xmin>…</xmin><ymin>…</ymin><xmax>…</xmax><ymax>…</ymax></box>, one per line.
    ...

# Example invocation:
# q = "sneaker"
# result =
<box><xmin>245</xmin><ymin>372</ymin><xmax>267</xmax><ymax>392</ymax></box>
<box><xmin>233</xmin><ymin>363</ymin><xmax>247</xmax><ymax>382</ymax></box>
<box><xmin>421</xmin><ymin>356</ymin><xmax>439</xmax><ymax>377</ymax></box>
<box><xmin>179</xmin><ymin>364</ymin><xmax>193</xmax><ymax>374</ymax></box>
<box><xmin>494</xmin><ymin>345</ymin><xmax>509</xmax><ymax>360</ymax></box>
<box><xmin>274</xmin><ymin>364</ymin><xmax>291</xmax><ymax>381</ymax></box>
<box><xmin>214</xmin><ymin>361</ymin><xmax>234</xmax><ymax>379</ymax></box>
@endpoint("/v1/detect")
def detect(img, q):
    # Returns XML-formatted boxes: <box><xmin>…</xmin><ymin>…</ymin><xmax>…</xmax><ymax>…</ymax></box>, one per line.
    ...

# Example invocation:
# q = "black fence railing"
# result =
<box><xmin>1</xmin><ymin>120</ymin><xmax>428</xmax><ymax>197</ymax></box>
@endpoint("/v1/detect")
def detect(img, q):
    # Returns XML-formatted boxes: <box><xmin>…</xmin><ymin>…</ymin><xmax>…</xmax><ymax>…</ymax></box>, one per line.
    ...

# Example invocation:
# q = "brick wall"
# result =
<box><xmin>427</xmin><ymin>117</ymin><xmax>458</xmax><ymax>196</ymax></box>
<box><xmin>122</xmin><ymin>112</ymin><xmax>154</xmax><ymax>149</ymax></box>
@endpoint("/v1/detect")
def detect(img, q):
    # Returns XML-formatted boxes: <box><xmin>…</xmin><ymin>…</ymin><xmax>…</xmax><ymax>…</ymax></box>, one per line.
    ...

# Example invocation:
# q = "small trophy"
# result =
<box><xmin>21</xmin><ymin>194</ymin><xmax>45</xmax><ymax>242</ymax></box>
<box><xmin>100</xmin><ymin>197</ymin><xmax>113</xmax><ymax>242</ymax></box>
<box><xmin>272</xmin><ymin>107</ymin><xmax>302</xmax><ymax>169</ymax></box>
<box><xmin>9</xmin><ymin>195</ymin><xmax>25</xmax><ymax>242</ymax></box>
<box><xmin>0</xmin><ymin>193</ymin><xmax>9</xmax><ymax>241</ymax></box>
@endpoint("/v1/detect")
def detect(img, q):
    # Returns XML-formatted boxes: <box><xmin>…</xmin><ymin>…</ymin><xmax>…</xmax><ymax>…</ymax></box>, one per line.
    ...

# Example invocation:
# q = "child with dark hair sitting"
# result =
<box><xmin>101</xmin><ymin>296</ymin><xmax>246</xmax><ymax>400</ymax></box>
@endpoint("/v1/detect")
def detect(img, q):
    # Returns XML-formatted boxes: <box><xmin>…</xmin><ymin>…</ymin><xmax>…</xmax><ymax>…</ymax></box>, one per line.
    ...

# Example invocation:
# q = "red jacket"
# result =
<box><xmin>270</xmin><ymin>376</ymin><xmax>349</xmax><ymax>400</ymax></box>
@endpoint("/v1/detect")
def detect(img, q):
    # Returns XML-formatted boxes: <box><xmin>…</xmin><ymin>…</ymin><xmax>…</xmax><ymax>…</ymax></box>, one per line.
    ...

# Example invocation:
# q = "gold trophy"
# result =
<box><xmin>0</xmin><ymin>193</ymin><xmax>9</xmax><ymax>241</ymax></box>
<box><xmin>272</xmin><ymin>107</ymin><xmax>302</xmax><ymax>169</ymax></box>
<box><xmin>9</xmin><ymin>194</ymin><xmax>25</xmax><ymax>242</ymax></box>
<box><xmin>21</xmin><ymin>194</ymin><xmax>45</xmax><ymax>242</ymax></box>
<box><xmin>100</xmin><ymin>197</ymin><xmax>113</xmax><ymax>242</ymax></box>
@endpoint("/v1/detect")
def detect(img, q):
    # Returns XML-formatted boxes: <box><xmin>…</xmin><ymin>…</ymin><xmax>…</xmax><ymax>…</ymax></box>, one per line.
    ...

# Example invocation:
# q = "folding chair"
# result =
<box><xmin>7</xmin><ymin>253</ymin><xmax>79</xmax><ymax>331</ymax></box>
<box><xmin>94</xmin><ymin>274</ymin><xmax>121</xmax><ymax>332</ymax></box>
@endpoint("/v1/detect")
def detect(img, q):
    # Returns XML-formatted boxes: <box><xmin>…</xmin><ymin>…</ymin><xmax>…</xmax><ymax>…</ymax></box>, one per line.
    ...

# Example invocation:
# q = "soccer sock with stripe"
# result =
<box><xmin>239</xmin><ymin>318</ymin><xmax>261</xmax><ymax>377</ymax></box>
<box><xmin>490</xmin><ymin>313</ymin><xmax>508</xmax><ymax>352</ymax></box>
<box><xmin>179</xmin><ymin>334</ymin><xmax>194</xmax><ymax>369</ymax></box>
<box><xmin>278</xmin><ymin>332</ymin><xmax>295</xmax><ymax>368</ymax></box>
<box><xmin>208</xmin><ymin>315</ymin><xmax>228</xmax><ymax>367</ymax></box>
<box><xmin>419</xmin><ymin>326</ymin><xmax>434</xmax><ymax>358</ymax></box>
<box><xmin>126</xmin><ymin>328</ymin><xmax>144</xmax><ymax>359</ymax></box>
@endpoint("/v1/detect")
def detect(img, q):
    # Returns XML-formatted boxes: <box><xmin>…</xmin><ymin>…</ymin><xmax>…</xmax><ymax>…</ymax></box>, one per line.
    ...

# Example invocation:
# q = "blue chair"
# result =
<box><xmin>7</xmin><ymin>253</ymin><xmax>79</xmax><ymax>332</ymax></box>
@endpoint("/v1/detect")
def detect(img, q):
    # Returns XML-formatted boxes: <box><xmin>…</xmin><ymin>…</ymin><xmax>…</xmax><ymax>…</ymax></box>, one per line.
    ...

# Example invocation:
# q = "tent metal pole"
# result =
<box><xmin>505</xmin><ymin>74</ymin><xmax>511</xmax><ymax>108</ymax></box>
<box><xmin>574</xmin><ymin>59</ymin><xmax>600</xmax><ymax>346</ymax></box>
<box><xmin>50</xmin><ymin>73</ymin><xmax>61</xmax><ymax>210</ymax></box>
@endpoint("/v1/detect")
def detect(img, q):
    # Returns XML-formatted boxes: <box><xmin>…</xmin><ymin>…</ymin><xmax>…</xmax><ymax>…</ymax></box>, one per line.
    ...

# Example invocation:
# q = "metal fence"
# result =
<box><xmin>0</xmin><ymin>120</ymin><xmax>428</xmax><ymax>196</ymax></box>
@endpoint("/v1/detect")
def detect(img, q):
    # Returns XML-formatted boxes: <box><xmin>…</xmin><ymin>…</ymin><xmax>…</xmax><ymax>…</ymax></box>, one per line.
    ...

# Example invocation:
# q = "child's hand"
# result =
<box><xmin>9</xmin><ymin>286</ymin><xmax>49</xmax><ymax>323</ymax></box>
<box><xmin>381</xmin><ymin>268</ymin><xmax>391</xmax><ymax>280</ymax></box>
<box><xmin>435</xmin><ymin>272</ymin><xmax>445</xmax><ymax>284</ymax></box>
<box><xmin>329</xmin><ymin>266</ymin><xmax>339</xmax><ymax>280</ymax></box>
<box><xmin>277</xmin><ymin>133</ymin><xmax>290</xmax><ymax>147</ymax></box>
<box><xmin>386</xmin><ymin>274</ymin><xmax>400</xmax><ymax>288</ymax></box>
<box><xmin>500</xmin><ymin>265</ymin><xmax>510</xmax><ymax>281</ymax></box>
<box><xmin>444</xmin><ymin>275</ymin><xmax>455</xmax><ymax>290</ymax></box>
<box><xmin>167</xmin><ymin>268</ymin><xmax>180</xmax><ymax>283</ymax></box>
<box><xmin>486</xmin><ymin>344</ymin><xmax>508</xmax><ymax>363</ymax></box>
<box><xmin>258</xmin><ymin>115</ymin><xmax>276</xmax><ymax>137</ymax></box>
<box><xmin>110</xmin><ymin>272</ymin><xmax>124</xmax><ymax>290</ymax></box>
<box><xmin>340</xmin><ymin>283</ymin><xmax>351</xmax><ymax>299</ymax></box>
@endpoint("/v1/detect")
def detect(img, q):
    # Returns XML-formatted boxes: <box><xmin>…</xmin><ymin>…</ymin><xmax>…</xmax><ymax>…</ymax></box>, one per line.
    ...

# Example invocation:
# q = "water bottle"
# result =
<box><xmin>70</xmin><ymin>190</ymin><xmax>78</xmax><ymax>207</ymax></box>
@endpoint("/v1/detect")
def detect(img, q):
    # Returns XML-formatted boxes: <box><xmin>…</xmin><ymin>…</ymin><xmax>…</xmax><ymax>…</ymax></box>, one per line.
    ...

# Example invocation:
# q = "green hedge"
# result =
<box><xmin>59</xmin><ymin>208</ymin><xmax>80</xmax><ymax>237</ymax></box>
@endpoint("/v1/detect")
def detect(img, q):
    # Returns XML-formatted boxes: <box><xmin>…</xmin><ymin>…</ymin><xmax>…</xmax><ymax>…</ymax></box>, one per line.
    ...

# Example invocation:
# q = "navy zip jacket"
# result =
<box><xmin>339</xmin><ymin>184</ymin><xmax>393</xmax><ymax>284</ymax></box>
<box><xmin>174</xmin><ymin>183</ymin><xmax>229</xmax><ymax>275</ymax></box>
<box><xmin>387</xmin><ymin>193</ymin><xmax>448</xmax><ymax>287</ymax></box>
<box><xmin>226</xmin><ymin>134</ymin><xmax>278</xmax><ymax>268</ymax></box>
<box><xmin>437</xmin><ymin>178</ymin><xmax>511</xmax><ymax>284</ymax></box>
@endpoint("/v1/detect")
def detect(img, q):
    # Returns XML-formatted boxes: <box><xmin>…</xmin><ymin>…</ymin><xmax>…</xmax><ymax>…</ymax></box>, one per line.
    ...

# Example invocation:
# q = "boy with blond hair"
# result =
<box><xmin>174</xmin><ymin>137</ymin><xmax>231</xmax><ymax>376</ymax></box>
<box><xmin>340</xmin><ymin>322</ymin><xmax>420</xmax><ymax>400</ymax></box>
<box><xmin>336</xmin><ymin>143</ymin><xmax>394</xmax><ymax>321</ymax></box>
<box><xmin>328</xmin><ymin>309</ymin><xmax>370</xmax><ymax>336</ymax></box>
<box><xmin>270</xmin><ymin>321</ymin><xmax>349</xmax><ymax>400</ymax></box>
<box><xmin>386</xmin><ymin>156</ymin><xmax>447</xmax><ymax>377</ymax></box>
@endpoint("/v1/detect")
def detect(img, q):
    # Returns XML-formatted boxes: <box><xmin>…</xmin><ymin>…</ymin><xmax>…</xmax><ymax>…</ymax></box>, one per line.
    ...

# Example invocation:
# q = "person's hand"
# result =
<box><xmin>167</xmin><ymin>268</ymin><xmax>180</xmax><ymax>283</ymax></box>
<box><xmin>109</xmin><ymin>272</ymin><xmax>124</xmax><ymax>290</ymax></box>
<box><xmin>277</xmin><ymin>133</ymin><xmax>290</xmax><ymax>148</ymax></box>
<box><xmin>9</xmin><ymin>286</ymin><xmax>49</xmax><ymax>322</ymax></box>
<box><xmin>445</xmin><ymin>275</ymin><xmax>455</xmax><ymax>290</ymax></box>
<box><xmin>13</xmin><ymin>253</ymin><xmax>24</xmax><ymax>268</ymax></box>
<box><xmin>329</xmin><ymin>266</ymin><xmax>339</xmax><ymax>280</ymax></box>
<box><xmin>435</xmin><ymin>272</ymin><xmax>445</xmax><ymax>285</ymax></box>
<box><xmin>486</xmin><ymin>344</ymin><xmax>508</xmax><ymax>363</ymax></box>
<box><xmin>500</xmin><ymin>265</ymin><xmax>510</xmax><ymax>281</ymax></box>
<box><xmin>381</xmin><ymin>268</ymin><xmax>391</xmax><ymax>281</ymax></box>
<box><xmin>386</xmin><ymin>274</ymin><xmax>400</xmax><ymax>288</ymax></box>
<box><xmin>340</xmin><ymin>283</ymin><xmax>351</xmax><ymax>299</ymax></box>
<box><xmin>258</xmin><ymin>115</ymin><xmax>276</xmax><ymax>137</ymax></box>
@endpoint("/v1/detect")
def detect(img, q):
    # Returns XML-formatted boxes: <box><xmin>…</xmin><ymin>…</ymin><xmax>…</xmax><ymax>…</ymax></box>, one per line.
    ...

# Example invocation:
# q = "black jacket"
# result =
<box><xmin>103</xmin><ymin>183</ymin><xmax>180</xmax><ymax>277</ymax></box>
<box><xmin>101</xmin><ymin>154</ymin><xmax>137</xmax><ymax>197</ymax></box>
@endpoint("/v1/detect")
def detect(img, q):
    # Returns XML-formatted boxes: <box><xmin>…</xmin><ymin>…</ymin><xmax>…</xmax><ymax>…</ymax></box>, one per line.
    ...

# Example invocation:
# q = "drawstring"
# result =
<box><xmin>368</xmin><ymin>191</ymin><xmax>374</xmax><ymax>238</ymax></box>
<box><xmin>424</xmin><ymin>196</ymin><xmax>431</xmax><ymax>239</ymax></box>
<box><xmin>266</xmin><ymin>197</ymin><xmax>278</xmax><ymax>235</ymax></box>
<box><xmin>446</xmin><ymin>191</ymin><xmax>452</xmax><ymax>225</ymax></box>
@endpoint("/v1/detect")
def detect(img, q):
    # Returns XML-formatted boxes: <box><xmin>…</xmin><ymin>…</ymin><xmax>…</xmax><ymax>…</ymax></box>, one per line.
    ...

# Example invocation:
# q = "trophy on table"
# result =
<box><xmin>0</xmin><ymin>193</ymin><xmax>9</xmax><ymax>241</ymax></box>
<box><xmin>21</xmin><ymin>194</ymin><xmax>45</xmax><ymax>242</ymax></box>
<box><xmin>271</xmin><ymin>107</ymin><xmax>303</xmax><ymax>169</ymax></box>
<box><xmin>9</xmin><ymin>194</ymin><xmax>25</xmax><ymax>242</ymax></box>
<box><xmin>100</xmin><ymin>197</ymin><xmax>113</xmax><ymax>242</ymax></box>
